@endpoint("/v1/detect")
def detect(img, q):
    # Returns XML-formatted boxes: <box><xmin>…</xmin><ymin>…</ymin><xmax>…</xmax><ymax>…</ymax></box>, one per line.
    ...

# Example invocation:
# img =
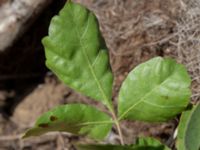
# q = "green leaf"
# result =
<box><xmin>176</xmin><ymin>106</ymin><xmax>192</xmax><ymax>150</ymax></box>
<box><xmin>77</xmin><ymin>137</ymin><xmax>170</xmax><ymax>150</ymax></box>
<box><xmin>77</xmin><ymin>144</ymin><xmax>164</xmax><ymax>150</ymax></box>
<box><xmin>176</xmin><ymin>104</ymin><xmax>200</xmax><ymax>150</ymax></box>
<box><xmin>42</xmin><ymin>1</ymin><xmax>113</xmax><ymax>108</ymax></box>
<box><xmin>118</xmin><ymin>57</ymin><xmax>191</xmax><ymax>122</ymax></box>
<box><xmin>135</xmin><ymin>137</ymin><xmax>170</xmax><ymax>150</ymax></box>
<box><xmin>77</xmin><ymin>145</ymin><xmax>135</xmax><ymax>150</ymax></box>
<box><xmin>23</xmin><ymin>104</ymin><xmax>112</xmax><ymax>140</ymax></box>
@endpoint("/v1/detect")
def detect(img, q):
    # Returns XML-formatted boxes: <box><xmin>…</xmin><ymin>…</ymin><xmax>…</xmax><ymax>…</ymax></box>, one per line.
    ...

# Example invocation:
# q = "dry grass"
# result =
<box><xmin>173</xmin><ymin>0</ymin><xmax>200</xmax><ymax>103</ymax></box>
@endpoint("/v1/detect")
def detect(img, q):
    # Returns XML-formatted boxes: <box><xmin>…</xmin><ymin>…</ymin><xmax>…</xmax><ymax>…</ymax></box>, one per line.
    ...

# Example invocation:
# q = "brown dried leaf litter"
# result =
<box><xmin>76</xmin><ymin>0</ymin><xmax>200</xmax><ymax>103</ymax></box>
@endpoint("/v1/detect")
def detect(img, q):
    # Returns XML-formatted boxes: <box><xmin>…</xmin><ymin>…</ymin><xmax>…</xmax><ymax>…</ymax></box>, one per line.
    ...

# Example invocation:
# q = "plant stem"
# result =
<box><xmin>107</xmin><ymin>103</ymin><xmax>124</xmax><ymax>145</ymax></box>
<box><xmin>115</xmin><ymin>119</ymin><xmax>124</xmax><ymax>145</ymax></box>
<box><xmin>109</xmin><ymin>109</ymin><xmax>124</xmax><ymax>145</ymax></box>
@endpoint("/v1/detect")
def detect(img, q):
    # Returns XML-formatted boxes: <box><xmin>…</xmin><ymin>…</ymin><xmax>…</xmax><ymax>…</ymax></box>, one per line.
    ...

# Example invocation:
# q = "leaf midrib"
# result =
<box><xmin>68</xmin><ymin>4</ymin><xmax>112</xmax><ymax>109</ymax></box>
<box><xmin>76</xmin><ymin>120</ymin><xmax>114</xmax><ymax>126</ymax></box>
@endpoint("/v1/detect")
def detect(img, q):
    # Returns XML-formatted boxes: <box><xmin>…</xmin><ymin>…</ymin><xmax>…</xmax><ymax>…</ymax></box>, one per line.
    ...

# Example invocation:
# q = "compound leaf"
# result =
<box><xmin>42</xmin><ymin>1</ymin><xmax>113</xmax><ymax>108</ymax></box>
<box><xmin>118</xmin><ymin>57</ymin><xmax>191</xmax><ymax>122</ymax></box>
<box><xmin>23</xmin><ymin>104</ymin><xmax>112</xmax><ymax>140</ymax></box>
<box><xmin>176</xmin><ymin>104</ymin><xmax>200</xmax><ymax>150</ymax></box>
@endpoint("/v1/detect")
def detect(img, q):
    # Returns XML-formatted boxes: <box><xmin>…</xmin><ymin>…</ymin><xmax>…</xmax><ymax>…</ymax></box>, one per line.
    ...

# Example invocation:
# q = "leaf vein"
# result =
<box><xmin>76</xmin><ymin>120</ymin><xmax>114</xmax><ymax>126</ymax></box>
<box><xmin>119</xmin><ymin>71</ymin><xmax>175</xmax><ymax>120</ymax></box>
<box><xmin>69</xmin><ymin>4</ymin><xmax>112</xmax><ymax>109</ymax></box>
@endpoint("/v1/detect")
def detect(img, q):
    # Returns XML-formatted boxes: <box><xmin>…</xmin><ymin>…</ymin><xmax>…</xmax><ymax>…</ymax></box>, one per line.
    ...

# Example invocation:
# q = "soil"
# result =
<box><xmin>0</xmin><ymin>0</ymin><xmax>198</xmax><ymax>149</ymax></box>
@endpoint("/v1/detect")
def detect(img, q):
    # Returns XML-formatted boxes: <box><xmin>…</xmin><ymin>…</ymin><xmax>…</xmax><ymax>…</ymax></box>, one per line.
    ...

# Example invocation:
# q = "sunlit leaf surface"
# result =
<box><xmin>118</xmin><ymin>57</ymin><xmax>191</xmax><ymax>122</ymax></box>
<box><xmin>42</xmin><ymin>1</ymin><xmax>113</xmax><ymax>108</ymax></box>
<box><xmin>23</xmin><ymin>104</ymin><xmax>112</xmax><ymax>140</ymax></box>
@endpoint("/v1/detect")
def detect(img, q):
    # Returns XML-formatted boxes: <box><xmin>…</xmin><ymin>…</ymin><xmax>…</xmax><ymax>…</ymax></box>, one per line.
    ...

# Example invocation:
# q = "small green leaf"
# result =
<box><xmin>77</xmin><ymin>145</ymin><xmax>135</xmax><ymax>150</ymax></box>
<box><xmin>176</xmin><ymin>106</ymin><xmax>192</xmax><ymax>150</ymax></box>
<box><xmin>176</xmin><ymin>104</ymin><xmax>200</xmax><ymax>150</ymax></box>
<box><xmin>77</xmin><ymin>144</ymin><xmax>164</xmax><ymax>150</ymax></box>
<box><xmin>135</xmin><ymin>137</ymin><xmax>170</xmax><ymax>150</ymax></box>
<box><xmin>77</xmin><ymin>137</ymin><xmax>170</xmax><ymax>150</ymax></box>
<box><xmin>23</xmin><ymin>104</ymin><xmax>112</xmax><ymax>140</ymax></box>
<box><xmin>118</xmin><ymin>57</ymin><xmax>191</xmax><ymax>122</ymax></box>
<box><xmin>42</xmin><ymin>1</ymin><xmax>113</xmax><ymax>108</ymax></box>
